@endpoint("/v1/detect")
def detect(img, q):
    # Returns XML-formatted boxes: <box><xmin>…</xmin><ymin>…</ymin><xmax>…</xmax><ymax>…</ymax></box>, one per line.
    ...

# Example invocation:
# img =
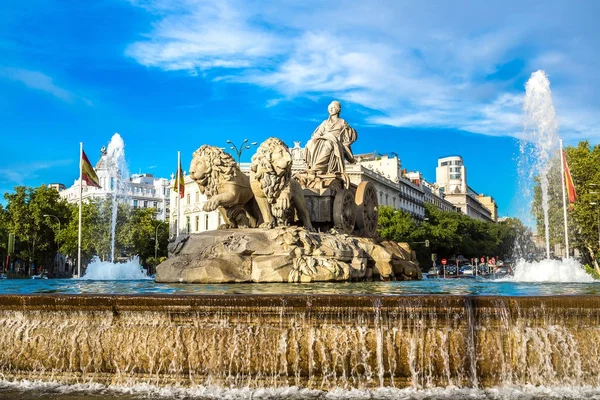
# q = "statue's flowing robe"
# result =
<box><xmin>304</xmin><ymin>117</ymin><xmax>356</xmax><ymax>174</ymax></box>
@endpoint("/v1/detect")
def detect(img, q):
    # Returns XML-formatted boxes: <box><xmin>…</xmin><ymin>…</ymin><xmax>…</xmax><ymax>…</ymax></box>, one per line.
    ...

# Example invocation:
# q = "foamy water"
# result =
<box><xmin>2</xmin><ymin>380</ymin><xmax>600</xmax><ymax>400</ymax></box>
<box><xmin>503</xmin><ymin>258</ymin><xmax>595</xmax><ymax>283</ymax></box>
<box><xmin>79</xmin><ymin>256</ymin><xmax>150</xmax><ymax>280</ymax></box>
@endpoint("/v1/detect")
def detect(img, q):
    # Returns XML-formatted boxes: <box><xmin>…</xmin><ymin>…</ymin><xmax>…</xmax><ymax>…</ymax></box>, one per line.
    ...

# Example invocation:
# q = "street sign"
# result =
<box><xmin>441</xmin><ymin>258</ymin><xmax>447</xmax><ymax>265</ymax></box>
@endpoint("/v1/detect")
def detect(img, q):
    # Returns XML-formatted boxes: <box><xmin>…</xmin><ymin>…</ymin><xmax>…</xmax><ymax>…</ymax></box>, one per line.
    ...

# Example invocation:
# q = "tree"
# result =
<box><xmin>378</xmin><ymin>202</ymin><xmax>531</xmax><ymax>268</ymax></box>
<box><xmin>531</xmin><ymin>141</ymin><xmax>600</xmax><ymax>273</ymax></box>
<box><xmin>377</xmin><ymin>206</ymin><xmax>417</xmax><ymax>243</ymax></box>
<box><xmin>3</xmin><ymin>185</ymin><xmax>71</xmax><ymax>273</ymax></box>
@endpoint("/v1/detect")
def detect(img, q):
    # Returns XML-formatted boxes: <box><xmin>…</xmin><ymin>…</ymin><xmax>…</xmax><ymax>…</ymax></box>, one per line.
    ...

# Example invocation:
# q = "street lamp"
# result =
<box><xmin>226</xmin><ymin>138</ymin><xmax>258</xmax><ymax>164</ymax></box>
<box><xmin>590</xmin><ymin>202</ymin><xmax>600</xmax><ymax>250</ymax></box>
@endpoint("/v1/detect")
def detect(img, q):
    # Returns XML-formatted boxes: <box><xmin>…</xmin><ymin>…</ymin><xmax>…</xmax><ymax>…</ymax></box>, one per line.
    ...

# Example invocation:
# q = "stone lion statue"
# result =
<box><xmin>189</xmin><ymin>145</ymin><xmax>260</xmax><ymax>228</ymax></box>
<box><xmin>250</xmin><ymin>138</ymin><xmax>313</xmax><ymax>230</ymax></box>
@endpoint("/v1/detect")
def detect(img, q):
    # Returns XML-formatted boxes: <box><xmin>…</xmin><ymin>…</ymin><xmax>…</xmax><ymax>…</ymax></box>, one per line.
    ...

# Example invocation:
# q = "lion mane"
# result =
<box><xmin>250</xmin><ymin>138</ymin><xmax>292</xmax><ymax>204</ymax></box>
<box><xmin>192</xmin><ymin>145</ymin><xmax>238</xmax><ymax>198</ymax></box>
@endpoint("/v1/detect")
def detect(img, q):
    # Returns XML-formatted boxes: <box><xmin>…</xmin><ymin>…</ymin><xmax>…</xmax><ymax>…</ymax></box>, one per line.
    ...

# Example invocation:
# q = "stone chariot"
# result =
<box><xmin>295</xmin><ymin>172</ymin><xmax>379</xmax><ymax>237</ymax></box>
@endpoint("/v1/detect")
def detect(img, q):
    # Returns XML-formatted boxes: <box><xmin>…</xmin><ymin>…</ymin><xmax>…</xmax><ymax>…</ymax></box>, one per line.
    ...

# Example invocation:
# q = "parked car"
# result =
<box><xmin>460</xmin><ymin>265</ymin><xmax>475</xmax><ymax>275</ymax></box>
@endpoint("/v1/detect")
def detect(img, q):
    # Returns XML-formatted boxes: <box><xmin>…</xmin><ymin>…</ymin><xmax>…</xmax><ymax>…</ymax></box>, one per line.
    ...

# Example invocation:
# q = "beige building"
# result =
<box><xmin>48</xmin><ymin>183</ymin><xmax>66</xmax><ymax>192</ymax></box>
<box><xmin>477</xmin><ymin>194</ymin><xmax>498</xmax><ymax>222</ymax></box>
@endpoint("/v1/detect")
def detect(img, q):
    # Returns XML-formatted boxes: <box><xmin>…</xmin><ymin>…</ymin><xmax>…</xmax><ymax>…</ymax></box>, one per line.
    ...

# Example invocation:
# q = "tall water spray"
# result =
<box><xmin>522</xmin><ymin>70</ymin><xmax>560</xmax><ymax>259</ymax></box>
<box><xmin>105</xmin><ymin>133</ymin><xmax>128</xmax><ymax>263</ymax></box>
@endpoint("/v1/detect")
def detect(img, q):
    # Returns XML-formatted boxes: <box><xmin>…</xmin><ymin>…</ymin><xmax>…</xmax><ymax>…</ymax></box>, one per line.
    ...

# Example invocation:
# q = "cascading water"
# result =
<box><xmin>105</xmin><ymin>133</ymin><xmax>128</xmax><ymax>263</ymax></box>
<box><xmin>2</xmin><ymin>294</ymin><xmax>600</xmax><ymax>398</ymax></box>
<box><xmin>514</xmin><ymin>71</ymin><xmax>594</xmax><ymax>282</ymax></box>
<box><xmin>79</xmin><ymin>133</ymin><xmax>148</xmax><ymax>280</ymax></box>
<box><xmin>521</xmin><ymin>70</ymin><xmax>560</xmax><ymax>259</ymax></box>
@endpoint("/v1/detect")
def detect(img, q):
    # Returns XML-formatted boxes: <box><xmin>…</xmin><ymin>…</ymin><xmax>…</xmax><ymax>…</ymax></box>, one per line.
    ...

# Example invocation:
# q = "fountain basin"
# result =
<box><xmin>1</xmin><ymin>294</ymin><xmax>599</xmax><ymax>389</ymax></box>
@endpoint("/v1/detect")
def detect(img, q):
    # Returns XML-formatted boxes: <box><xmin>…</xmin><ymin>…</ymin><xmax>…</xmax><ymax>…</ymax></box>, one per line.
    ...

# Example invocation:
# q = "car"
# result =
<box><xmin>460</xmin><ymin>265</ymin><xmax>475</xmax><ymax>275</ymax></box>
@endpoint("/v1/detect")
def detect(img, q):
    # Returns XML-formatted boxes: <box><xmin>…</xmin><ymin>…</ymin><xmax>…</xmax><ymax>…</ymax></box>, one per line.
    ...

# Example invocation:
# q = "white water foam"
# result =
<box><xmin>80</xmin><ymin>256</ymin><xmax>150</xmax><ymax>280</ymax></box>
<box><xmin>3</xmin><ymin>380</ymin><xmax>600</xmax><ymax>400</ymax></box>
<box><xmin>503</xmin><ymin>258</ymin><xmax>595</xmax><ymax>283</ymax></box>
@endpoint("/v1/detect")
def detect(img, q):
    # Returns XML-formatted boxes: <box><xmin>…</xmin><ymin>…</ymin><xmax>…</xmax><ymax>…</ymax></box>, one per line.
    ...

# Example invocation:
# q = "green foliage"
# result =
<box><xmin>3</xmin><ymin>185</ymin><xmax>70</xmax><ymax>269</ymax></box>
<box><xmin>377</xmin><ymin>203</ymin><xmax>530</xmax><ymax>267</ymax></box>
<box><xmin>531</xmin><ymin>141</ymin><xmax>600</xmax><ymax>273</ymax></box>
<box><xmin>2</xmin><ymin>185</ymin><xmax>169</xmax><ymax>272</ymax></box>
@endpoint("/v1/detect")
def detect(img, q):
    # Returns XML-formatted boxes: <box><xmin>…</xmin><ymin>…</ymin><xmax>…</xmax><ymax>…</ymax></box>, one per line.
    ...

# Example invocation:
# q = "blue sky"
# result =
<box><xmin>1</xmin><ymin>0</ymin><xmax>599</xmax><ymax>219</ymax></box>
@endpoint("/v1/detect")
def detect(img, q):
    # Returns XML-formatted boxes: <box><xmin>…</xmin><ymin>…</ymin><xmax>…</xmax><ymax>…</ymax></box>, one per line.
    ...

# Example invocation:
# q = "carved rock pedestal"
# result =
<box><xmin>156</xmin><ymin>227</ymin><xmax>421</xmax><ymax>283</ymax></box>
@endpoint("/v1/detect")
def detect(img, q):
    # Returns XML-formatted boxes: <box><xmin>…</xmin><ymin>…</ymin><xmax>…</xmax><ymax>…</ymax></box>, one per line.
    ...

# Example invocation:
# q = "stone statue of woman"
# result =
<box><xmin>304</xmin><ymin>100</ymin><xmax>357</xmax><ymax>175</ymax></box>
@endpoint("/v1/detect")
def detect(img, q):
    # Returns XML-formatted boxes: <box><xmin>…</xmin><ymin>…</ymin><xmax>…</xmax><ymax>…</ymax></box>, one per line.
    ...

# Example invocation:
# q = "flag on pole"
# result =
<box><xmin>173</xmin><ymin>156</ymin><xmax>185</xmax><ymax>198</ymax></box>
<box><xmin>562</xmin><ymin>148</ymin><xmax>577</xmax><ymax>208</ymax></box>
<box><xmin>81</xmin><ymin>150</ymin><xmax>101</xmax><ymax>188</ymax></box>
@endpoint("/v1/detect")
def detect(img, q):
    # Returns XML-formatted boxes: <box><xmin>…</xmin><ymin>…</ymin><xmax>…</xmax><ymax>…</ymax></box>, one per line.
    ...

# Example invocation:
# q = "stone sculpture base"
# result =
<box><xmin>155</xmin><ymin>227</ymin><xmax>421</xmax><ymax>283</ymax></box>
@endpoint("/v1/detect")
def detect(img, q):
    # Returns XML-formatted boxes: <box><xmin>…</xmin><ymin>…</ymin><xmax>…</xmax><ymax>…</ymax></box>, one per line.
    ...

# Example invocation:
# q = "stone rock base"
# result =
<box><xmin>156</xmin><ymin>227</ymin><xmax>421</xmax><ymax>283</ymax></box>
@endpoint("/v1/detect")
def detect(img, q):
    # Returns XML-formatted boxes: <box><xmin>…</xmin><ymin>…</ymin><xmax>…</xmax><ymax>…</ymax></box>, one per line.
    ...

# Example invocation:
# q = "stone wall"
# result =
<box><xmin>1</xmin><ymin>294</ymin><xmax>600</xmax><ymax>389</ymax></box>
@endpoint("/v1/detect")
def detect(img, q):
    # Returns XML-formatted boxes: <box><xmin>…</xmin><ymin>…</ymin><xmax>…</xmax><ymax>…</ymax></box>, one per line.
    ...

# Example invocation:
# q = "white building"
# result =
<box><xmin>404</xmin><ymin>171</ymin><xmax>457</xmax><ymax>213</ymax></box>
<box><xmin>60</xmin><ymin>147</ymin><xmax>171</xmax><ymax>221</ymax></box>
<box><xmin>436</xmin><ymin>155</ymin><xmax>467</xmax><ymax>195</ymax></box>
<box><xmin>434</xmin><ymin>155</ymin><xmax>494</xmax><ymax>222</ymax></box>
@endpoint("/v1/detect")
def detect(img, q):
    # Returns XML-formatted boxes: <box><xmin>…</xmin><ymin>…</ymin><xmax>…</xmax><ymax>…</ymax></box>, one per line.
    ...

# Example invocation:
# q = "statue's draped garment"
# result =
<box><xmin>304</xmin><ymin>117</ymin><xmax>357</xmax><ymax>174</ymax></box>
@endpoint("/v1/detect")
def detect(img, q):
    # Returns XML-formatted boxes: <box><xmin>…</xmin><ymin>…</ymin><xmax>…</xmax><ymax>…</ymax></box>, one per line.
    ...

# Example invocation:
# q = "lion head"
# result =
<box><xmin>250</xmin><ymin>138</ymin><xmax>293</xmax><ymax>204</ymax></box>
<box><xmin>189</xmin><ymin>145</ymin><xmax>238</xmax><ymax>197</ymax></box>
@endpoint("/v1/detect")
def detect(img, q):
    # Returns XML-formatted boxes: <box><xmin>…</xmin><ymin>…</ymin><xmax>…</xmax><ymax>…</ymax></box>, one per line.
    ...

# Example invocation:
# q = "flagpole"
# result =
<box><xmin>177</xmin><ymin>151</ymin><xmax>181</xmax><ymax>238</ymax></box>
<box><xmin>77</xmin><ymin>142</ymin><xmax>83</xmax><ymax>277</ymax></box>
<box><xmin>559</xmin><ymin>139</ymin><xmax>570</xmax><ymax>259</ymax></box>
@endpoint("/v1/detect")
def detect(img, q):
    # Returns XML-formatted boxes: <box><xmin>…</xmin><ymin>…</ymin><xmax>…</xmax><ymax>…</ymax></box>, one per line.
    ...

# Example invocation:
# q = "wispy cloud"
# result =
<box><xmin>127</xmin><ymin>0</ymin><xmax>600</xmax><ymax>141</ymax></box>
<box><xmin>0</xmin><ymin>67</ymin><xmax>92</xmax><ymax>105</ymax></box>
<box><xmin>0</xmin><ymin>160</ymin><xmax>73</xmax><ymax>187</ymax></box>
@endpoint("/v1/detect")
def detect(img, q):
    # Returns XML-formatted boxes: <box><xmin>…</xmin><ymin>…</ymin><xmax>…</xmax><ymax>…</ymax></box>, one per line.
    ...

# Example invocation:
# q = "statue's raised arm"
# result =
<box><xmin>304</xmin><ymin>100</ymin><xmax>357</xmax><ymax>175</ymax></box>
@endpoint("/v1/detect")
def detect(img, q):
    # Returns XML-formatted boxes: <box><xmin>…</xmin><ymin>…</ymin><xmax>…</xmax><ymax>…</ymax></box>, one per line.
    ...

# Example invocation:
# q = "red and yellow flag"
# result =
<box><xmin>81</xmin><ymin>150</ymin><xmax>101</xmax><ymax>188</ymax></box>
<box><xmin>562</xmin><ymin>149</ymin><xmax>577</xmax><ymax>209</ymax></box>
<box><xmin>173</xmin><ymin>157</ymin><xmax>185</xmax><ymax>198</ymax></box>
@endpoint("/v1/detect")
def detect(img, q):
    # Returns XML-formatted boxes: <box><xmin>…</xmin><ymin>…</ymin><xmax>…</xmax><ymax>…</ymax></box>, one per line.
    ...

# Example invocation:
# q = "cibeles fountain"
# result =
<box><xmin>1</xmin><ymin>98</ymin><xmax>600</xmax><ymax>399</ymax></box>
<box><xmin>156</xmin><ymin>100</ymin><xmax>420</xmax><ymax>283</ymax></box>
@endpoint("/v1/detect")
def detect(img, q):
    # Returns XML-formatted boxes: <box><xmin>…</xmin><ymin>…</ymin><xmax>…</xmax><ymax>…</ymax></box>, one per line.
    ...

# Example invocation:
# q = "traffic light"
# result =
<box><xmin>425</xmin><ymin>239</ymin><xmax>430</xmax><ymax>247</ymax></box>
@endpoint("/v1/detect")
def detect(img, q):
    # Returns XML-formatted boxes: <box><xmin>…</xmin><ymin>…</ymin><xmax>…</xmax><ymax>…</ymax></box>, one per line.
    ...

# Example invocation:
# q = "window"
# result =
<box><xmin>133</xmin><ymin>199</ymin><xmax>138</xmax><ymax>208</ymax></box>
<box><xmin>187</xmin><ymin>193</ymin><xmax>191</xmax><ymax>204</ymax></box>
<box><xmin>205</xmin><ymin>215</ymin><xmax>209</xmax><ymax>230</ymax></box>
<box><xmin>143</xmin><ymin>200</ymin><xmax>148</xmax><ymax>208</ymax></box>
<box><xmin>196</xmin><ymin>192</ymin><xmax>200</xmax><ymax>202</ymax></box>
<box><xmin>450</xmin><ymin>173</ymin><xmax>461</xmax><ymax>179</ymax></box>
<box><xmin>195</xmin><ymin>216</ymin><xmax>199</xmax><ymax>232</ymax></box>
<box><xmin>186</xmin><ymin>216</ymin><xmax>191</xmax><ymax>233</ymax></box>
<box><xmin>153</xmin><ymin>201</ymin><xmax>157</xmax><ymax>208</ymax></box>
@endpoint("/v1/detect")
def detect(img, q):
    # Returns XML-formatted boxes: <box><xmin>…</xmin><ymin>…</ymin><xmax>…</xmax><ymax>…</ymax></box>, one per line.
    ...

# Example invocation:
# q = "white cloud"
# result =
<box><xmin>127</xmin><ymin>0</ymin><xmax>600</xmax><ymax>141</ymax></box>
<box><xmin>0</xmin><ymin>160</ymin><xmax>73</xmax><ymax>186</ymax></box>
<box><xmin>0</xmin><ymin>68</ymin><xmax>92</xmax><ymax>105</ymax></box>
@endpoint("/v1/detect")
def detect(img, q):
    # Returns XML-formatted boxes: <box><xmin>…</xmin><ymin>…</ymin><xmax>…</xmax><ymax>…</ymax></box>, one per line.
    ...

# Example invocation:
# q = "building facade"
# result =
<box><xmin>476</xmin><ymin>194</ymin><xmax>498</xmax><ymax>222</ymax></box>
<box><xmin>434</xmin><ymin>155</ymin><xmax>496</xmax><ymax>222</ymax></box>
<box><xmin>435</xmin><ymin>155</ymin><xmax>467</xmax><ymax>195</ymax></box>
<box><xmin>60</xmin><ymin>148</ymin><xmax>171</xmax><ymax>221</ymax></box>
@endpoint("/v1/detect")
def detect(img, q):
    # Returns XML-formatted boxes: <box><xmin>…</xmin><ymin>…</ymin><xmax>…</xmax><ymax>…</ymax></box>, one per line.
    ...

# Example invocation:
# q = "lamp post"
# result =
<box><xmin>43</xmin><ymin>214</ymin><xmax>61</xmax><ymax>275</ymax></box>
<box><xmin>226</xmin><ymin>139</ymin><xmax>258</xmax><ymax>164</ymax></box>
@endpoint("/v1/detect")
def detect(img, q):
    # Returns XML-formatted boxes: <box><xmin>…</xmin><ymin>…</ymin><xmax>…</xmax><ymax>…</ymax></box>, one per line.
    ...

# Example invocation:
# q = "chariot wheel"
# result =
<box><xmin>333</xmin><ymin>188</ymin><xmax>356</xmax><ymax>234</ymax></box>
<box><xmin>355</xmin><ymin>181</ymin><xmax>379</xmax><ymax>237</ymax></box>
